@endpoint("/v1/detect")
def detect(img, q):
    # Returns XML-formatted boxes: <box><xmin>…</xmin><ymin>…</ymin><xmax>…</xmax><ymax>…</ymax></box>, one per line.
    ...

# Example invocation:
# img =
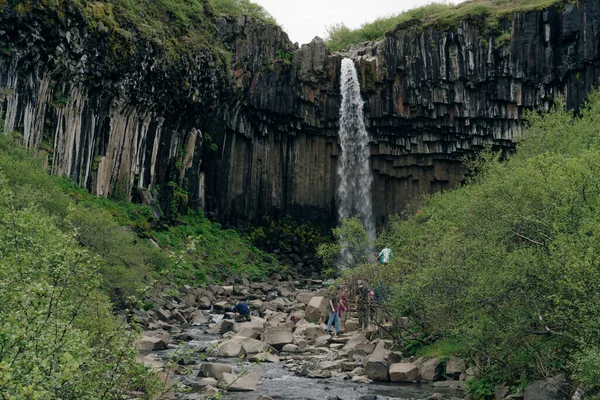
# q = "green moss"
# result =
<box><xmin>325</xmin><ymin>0</ymin><xmax>566</xmax><ymax>52</ymax></box>
<box><xmin>495</xmin><ymin>30</ymin><xmax>512</xmax><ymax>48</ymax></box>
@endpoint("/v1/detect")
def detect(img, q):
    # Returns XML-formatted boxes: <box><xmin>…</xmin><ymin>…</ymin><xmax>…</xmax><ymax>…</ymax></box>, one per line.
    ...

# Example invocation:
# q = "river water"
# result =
<box><xmin>152</xmin><ymin>325</ymin><xmax>465</xmax><ymax>400</ymax></box>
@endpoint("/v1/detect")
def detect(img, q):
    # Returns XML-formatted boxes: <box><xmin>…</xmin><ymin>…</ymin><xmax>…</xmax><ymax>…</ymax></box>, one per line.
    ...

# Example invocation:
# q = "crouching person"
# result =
<box><xmin>231</xmin><ymin>301</ymin><xmax>251</xmax><ymax>322</ymax></box>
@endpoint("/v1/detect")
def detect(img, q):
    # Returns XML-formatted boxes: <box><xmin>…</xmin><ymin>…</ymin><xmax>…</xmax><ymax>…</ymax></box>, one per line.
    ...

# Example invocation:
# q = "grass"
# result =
<box><xmin>416</xmin><ymin>338</ymin><xmax>460</xmax><ymax>361</ymax></box>
<box><xmin>7</xmin><ymin>0</ymin><xmax>277</xmax><ymax>65</ymax></box>
<box><xmin>325</xmin><ymin>0</ymin><xmax>567</xmax><ymax>52</ymax></box>
<box><xmin>59</xmin><ymin>177</ymin><xmax>288</xmax><ymax>287</ymax></box>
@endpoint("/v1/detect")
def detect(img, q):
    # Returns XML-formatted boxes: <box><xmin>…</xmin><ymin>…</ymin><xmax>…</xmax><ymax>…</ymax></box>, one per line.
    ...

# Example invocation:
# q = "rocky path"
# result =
<box><xmin>134</xmin><ymin>278</ymin><xmax>467</xmax><ymax>400</ymax></box>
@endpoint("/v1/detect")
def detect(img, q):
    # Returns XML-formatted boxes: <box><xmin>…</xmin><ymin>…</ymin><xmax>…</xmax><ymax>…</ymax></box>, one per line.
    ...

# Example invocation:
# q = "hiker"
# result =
<box><xmin>354</xmin><ymin>280</ymin><xmax>371</xmax><ymax>330</ymax></box>
<box><xmin>373</xmin><ymin>281</ymin><xmax>390</xmax><ymax>324</ymax></box>
<box><xmin>326</xmin><ymin>287</ymin><xmax>341</xmax><ymax>335</ymax></box>
<box><xmin>378</xmin><ymin>247</ymin><xmax>393</xmax><ymax>264</ymax></box>
<box><xmin>338</xmin><ymin>286</ymin><xmax>350</xmax><ymax>331</ymax></box>
<box><xmin>231</xmin><ymin>301</ymin><xmax>251</xmax><ymax>322</ymax></box>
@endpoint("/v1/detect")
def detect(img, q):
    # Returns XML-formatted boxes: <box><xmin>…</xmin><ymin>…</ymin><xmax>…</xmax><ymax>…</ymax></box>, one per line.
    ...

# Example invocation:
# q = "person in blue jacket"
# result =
<box><xmin>231</xmin><ymin>301</ymin><xmax>251</xmax><ymax>322</ymax></box>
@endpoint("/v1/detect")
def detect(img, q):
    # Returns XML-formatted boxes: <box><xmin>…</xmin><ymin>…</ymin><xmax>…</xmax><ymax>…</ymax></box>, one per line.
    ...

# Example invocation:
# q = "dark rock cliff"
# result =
<box><xmin>1</xmin><ymin>1</ymin><xmax>600</xmax><ymax>226</ymax></box>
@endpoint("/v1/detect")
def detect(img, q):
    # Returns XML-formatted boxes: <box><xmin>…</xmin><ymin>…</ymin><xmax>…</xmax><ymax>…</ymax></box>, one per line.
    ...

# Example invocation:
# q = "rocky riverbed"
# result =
<box><xmin>133</xmin><ymin>278</ymin><xmax>470</xmax><ymax>400</ymax></box>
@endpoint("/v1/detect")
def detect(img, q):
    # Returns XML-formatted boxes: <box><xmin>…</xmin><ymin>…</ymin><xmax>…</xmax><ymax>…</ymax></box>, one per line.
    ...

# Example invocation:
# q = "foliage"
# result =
<box><xmin>6</xmin><ymin>0</ymin><xmax>276</xmax><ymax>67</ymax></box>
<box><xmin>317</xmin><ymin>217</ymin><xmax>374</xmax><ymax>275</ymax></box>
<box><xmin>0</xmin><ymin>133</ymin><xmax>160</xmax><ymax>398</ymax></box>
<box><xmin>210</xmin><ymin>0</ymin><xmax>276</xmax><ymax>24</ymax></box>
<box><xmin>152</xmin><ymin>211</ymin><xmax>287</xmax><ymax>286</ymax></box>
<box><xmin>374</xmin><ymin>90</ymin><xmax>600</xmax><ymax>394</ymax></box>
<box><xmin>325</xmin><ymin>0</ymin><xmax>564</xmax><ymax>52</ymax></box>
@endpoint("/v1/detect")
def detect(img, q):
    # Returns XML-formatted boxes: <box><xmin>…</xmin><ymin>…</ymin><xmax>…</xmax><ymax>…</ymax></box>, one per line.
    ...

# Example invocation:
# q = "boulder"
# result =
<box><xmin>197</xmin><ymin>296</ymin><xmax>212</xmax><ymax>309</ymax></box>
<box><xmin>250</xmin><ymin>352</ymin><xmax>280</xmax><ymax>363</ymax></box>
<box><xmin>221</xmin><ymin>372</ymin><xmax>260</xmax><ymax>391</ymax></box>
<box><xmin>191</xmin><ymin>314</ymin><xmax>209</xmax><ymax>325</ymax></box>
<box><xmin>419</xmin><ymin>358</ymin><xmax>443</xmax><ymax>381</ymax></box>
<box><xmin>296</xmin><ymin>291</ymin><xmax>314</xmax><ymax>305</ymax></box>
<box><xmin>389</xmin><ymin>363</ymin><xmax>422</xmax><ymax>382</ymax></box>
<box><xmin>241</xmin><ymin>338</ymin><xmax>274</xmax><ymax>354</ymax></box>
<box><xmin>198</xmin><ymin>363</ymin><xmax>232</xmax><ymax>380</ymax></box>
<box><xmin>281</xmin><ymin>344</ymin><xmax>300</xmax><ymax>353</ymax></box>
<box><xmin>232</xmin><ymin>317</ymin><xmax>266</xmax><ymax>333</ymax></box>
<box><xmin>308</xmin><ymin>369</ymin><xmax>332</xmax><ymax>378</ymax></box>
<box><xmin>293</xmin><ymin>322</ymin><xmax>322</xmax><ymax>339</ymax></box>
<box><xmin>305</xmin><ymin>296</ymin><xmax>329</xmax><ymax>322</ymax></box>
<box><xmin>234</xmin><ymin>328</ymin><xmax>260</xmax><ymax>339</ymax></box>
<box><xmin>524</xmin><ymin>375</ymin><xmax>572</xmax><ymax>400</ymax></box>
<box><xmin>262</xmin><ymin>327</ymin><xmax>294</xmax><ymax>350</ymax></box>
<box><xmin>365</xmin><ymin>341</ymin><xmax>390</xmax><ymax>381</ymax></box>
<box><xmin>136</xmin><ymin>335</ymin><xmax>168</xmax><ymax>351</ymax></box>
<box><xmin>445</xmin><ymin>357</ymin><xmax>465</xmax><ymax>379</ymax></box>
<box><xmin>217</xmin><ymin>340</ymin><xmax>246</xmax><ymax>357</ymax></box>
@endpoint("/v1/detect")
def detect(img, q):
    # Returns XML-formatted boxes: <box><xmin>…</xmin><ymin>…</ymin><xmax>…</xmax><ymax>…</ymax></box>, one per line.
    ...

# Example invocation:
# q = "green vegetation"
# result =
<box><xmin>317</xmin><ymin>217</ymin><xmax>374</xmax><ymax>275</ymax></box>
<box><xmin>0</xmin><ymin>130</ymin><xmax>161</xmax><ymax>398</ymax></box>
<box><xmin>0</xmin><ymin>115</ymin><xmax>287</xmax><ymax>396</ymax></box>
<box><xmin>6</xmin><ymin>0</ymin><xmax>276</xmax><ymax>65</ymax></box>
<box><xmin>325</xmin><ymin>0</ymin><xmax>565</xmax><ymax>52</ymax></box>
<box><xmin>360</xmin><ymin>89</ymin><xmax>600</xmax><ymax>396</ymax></box>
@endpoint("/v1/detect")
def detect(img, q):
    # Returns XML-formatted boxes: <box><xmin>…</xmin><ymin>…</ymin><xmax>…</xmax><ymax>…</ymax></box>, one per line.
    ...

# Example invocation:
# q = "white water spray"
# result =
<box><xmin>337</xmin><ymin>58</ymin><xmax>375</xmax><ymax>247</ymax></box>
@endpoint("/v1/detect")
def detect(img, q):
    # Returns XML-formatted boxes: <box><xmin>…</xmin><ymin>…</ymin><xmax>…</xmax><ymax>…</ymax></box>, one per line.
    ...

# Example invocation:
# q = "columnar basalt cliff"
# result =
<box><xmin>1</xmin><ymin>1</ymin><xmax>600</xmax><ymax>226</ymax></box>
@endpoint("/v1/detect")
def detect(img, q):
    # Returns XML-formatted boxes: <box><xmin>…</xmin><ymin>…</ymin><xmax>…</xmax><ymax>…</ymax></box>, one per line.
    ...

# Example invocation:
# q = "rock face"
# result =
<box><xmin>2</xmin><ymin>1</ymin><xmax>600</xmax><ymax>225</ymax></box>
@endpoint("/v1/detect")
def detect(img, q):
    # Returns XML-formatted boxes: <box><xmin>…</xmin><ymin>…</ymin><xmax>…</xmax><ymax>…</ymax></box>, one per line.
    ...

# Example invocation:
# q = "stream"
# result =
<box><xmin>150</xmin><ymin>323</ymin><xmax>465</xmax><ymax>400</ymax></box>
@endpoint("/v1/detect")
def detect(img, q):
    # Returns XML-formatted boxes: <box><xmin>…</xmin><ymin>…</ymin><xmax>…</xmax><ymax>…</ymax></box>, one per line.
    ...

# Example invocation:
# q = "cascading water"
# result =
<box><xmin>337</xmin><ymin>58</ymin><xmax>375</xmax><ymax>263</ymax></box>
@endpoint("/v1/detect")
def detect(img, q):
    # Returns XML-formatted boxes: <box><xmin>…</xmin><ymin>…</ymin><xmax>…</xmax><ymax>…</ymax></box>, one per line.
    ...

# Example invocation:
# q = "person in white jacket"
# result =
<box><xmin>378</xmin><ymin>247</ymin><xmax>392</xmax><ymax>264</ymax></box>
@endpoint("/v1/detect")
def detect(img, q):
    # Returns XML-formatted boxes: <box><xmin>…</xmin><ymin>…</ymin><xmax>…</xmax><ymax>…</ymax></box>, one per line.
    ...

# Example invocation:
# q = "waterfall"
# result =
<box><xmin>337</xmin><ymin>58</ymin><xmax>375</xmax><ymax>250</ymax></box>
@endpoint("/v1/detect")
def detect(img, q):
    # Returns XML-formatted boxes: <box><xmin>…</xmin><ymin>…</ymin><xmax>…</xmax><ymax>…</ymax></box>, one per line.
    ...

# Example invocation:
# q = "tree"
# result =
<box><xmin>317</xmin><ymin>217</ymin><xmax>374</xmax><ymax>275</ymax></box>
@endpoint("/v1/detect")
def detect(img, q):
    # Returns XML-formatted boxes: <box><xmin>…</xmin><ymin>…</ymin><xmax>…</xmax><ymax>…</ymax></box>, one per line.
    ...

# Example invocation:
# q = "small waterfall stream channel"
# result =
<box><xmin>134</xmin><ymin>278</ymin><xmax>466</xmax><ymax>400</ymax></box>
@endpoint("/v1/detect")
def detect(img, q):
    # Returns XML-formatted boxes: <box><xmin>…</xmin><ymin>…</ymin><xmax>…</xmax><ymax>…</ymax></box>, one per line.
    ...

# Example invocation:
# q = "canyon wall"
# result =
<box><xmin>1</xmin><ymin>1</ymin><xmax>600</xmax><ymax>226</ymax></box>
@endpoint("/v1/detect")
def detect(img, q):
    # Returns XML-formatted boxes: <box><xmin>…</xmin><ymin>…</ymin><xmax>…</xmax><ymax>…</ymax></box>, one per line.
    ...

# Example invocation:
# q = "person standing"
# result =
<box><xmin>354</xmin><ymin>280</ymin><xmax>370</xmax><ymax>330</ymax></box>
<box><xmin>378</xmin><ymin>247</ymin><xmax>393</xmax><ymax>264</ymax></box>
<box><xmin>326</xmin><ymin>287</ymin><xmax>341</xmax><ymax>335</ymax></box>
<box><xmin>338</xmin><ymin>286</ymin><xmax>350</xmax><ymax>331</ymax></box>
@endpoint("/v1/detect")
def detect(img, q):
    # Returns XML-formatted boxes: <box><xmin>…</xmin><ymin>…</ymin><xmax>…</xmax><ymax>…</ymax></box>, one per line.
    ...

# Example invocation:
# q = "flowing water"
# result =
<box><xmin>151</xmin><ymin>321</ymin><xmax>465</xmax><ymax>400</ymax></box>
<box><xmin>337</xmin><ymin>58</ymin><xmax>376</xmax><ymax>253</ymax></box>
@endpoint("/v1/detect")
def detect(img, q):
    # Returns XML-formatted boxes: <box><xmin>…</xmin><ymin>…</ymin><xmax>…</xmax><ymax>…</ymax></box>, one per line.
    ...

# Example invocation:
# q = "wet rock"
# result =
<box><xmin>365</xmin><ymin>341</ymin><xmax>390</xmax><ymax>381</ymax></box>
<box><xmin>446</xmin><ymin>357</ymin><xmax>465</xmax><ymax>379</ymax></box>
<box><xmin>351</xmin><ymin>375</ymin><xmax>373</xmax><ymax>384</ymax></box>
<box><xmin>221</xmin><ymin>372</ymin><xmax>260</xmax><ymax>391</ymax></box>
<box><xmin>198</xmin><ymin>363</ymin><xmax>232</xmax><ymax>380</ymax></box>
<box><xmin>418</xmin><ymin>358</ymin><xmax>443</xmax><ymax>381</ymax></box>
<box><xmin>389</xmin><ymin>363</ymin><xmax>422</xmax><ymax>382</ymax></box>
<box><xmin>192</xmin><ymin>314</ymin><xmax>210</xmax><ymax>325</ymax></box>
<box><xmin>282</xmin><ymin>343</ymin><xmax>300</xmax><ymax>353</ymax></box>
<box><xmin>250</xmin><ymin>352</ymin><xmax>280</xmax><ymax>363</ymax></box>
<box><xmin>216</xmin><ymin>339</ymin><xmax>246</xmax><ymax>357</ymax></box>
<box><xmin>308</xmin><ymin>369</ymin><xmax>331</xmax><ymax>378</ymax></box>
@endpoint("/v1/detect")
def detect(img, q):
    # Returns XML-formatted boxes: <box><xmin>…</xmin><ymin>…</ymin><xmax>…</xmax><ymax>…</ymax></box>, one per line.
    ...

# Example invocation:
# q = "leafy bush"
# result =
<box><xmin>0</xmin><ymin>169</ymin><xmax>159</xmax><ymax>399</ymax></box>
<box><xmin>375</xmin><ymin>90</ymin><xmax>600</xmax><ymax>393</ymax></box>
<box><xmin>317</xmin><ymin>217</ymin><xmax>374</xmax><ymax>275</ymax></box>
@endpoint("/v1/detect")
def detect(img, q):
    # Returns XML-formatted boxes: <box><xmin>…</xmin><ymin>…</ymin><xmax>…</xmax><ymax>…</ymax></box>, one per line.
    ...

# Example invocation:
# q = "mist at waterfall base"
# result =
<box><xmin>336</xmin><ymin>58</ymin><xmax>376</xmax><ymax>267</ymax></box>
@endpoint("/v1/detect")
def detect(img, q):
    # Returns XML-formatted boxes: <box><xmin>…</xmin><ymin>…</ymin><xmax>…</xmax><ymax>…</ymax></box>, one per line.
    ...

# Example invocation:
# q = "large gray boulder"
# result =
<box><xmin>418</xmin><ymin>358</ymin><xmax>443</xmax><ymax>381</ymax></box>
<box><xmin>365</xmin><ymin>341</ymin><xmax>390</xmax><ymax>381</ymax></box>
<box><xmin>217</xmin><ymin>339</ymin><xmax>246</xmax><ymax>357</ymax></box>
<box><xmin>135</xmin><ymin>335</ymin><xmax>168</xmax><ymax>351</ymax></box>
<box><xmin>198</xmin><ymin>363</ymin><xmax>232</xmax><ymax>380</ymax></box>
<box><xmin>305</xmin><ymin>296</ymin><xmax>330</xmax><ymax>322</ymax></box>
<box><xmin>221</xmin><ymin>372</ymin><xmax>260</xmax><ymax>391</ymax></box>
<box><xmin>524</xmin><ymin>375</ymin><xmax>572</xmax><ymax>400</ymax></box>
<box><xmin>389</xmin><ymin>363</ymin><xmax>422</xmax><ymax>382</ymax></box>
<box><xmin>262</xmin><ymin>327</ymin><xmax>294</xmax><ymax>350</ymax></box>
